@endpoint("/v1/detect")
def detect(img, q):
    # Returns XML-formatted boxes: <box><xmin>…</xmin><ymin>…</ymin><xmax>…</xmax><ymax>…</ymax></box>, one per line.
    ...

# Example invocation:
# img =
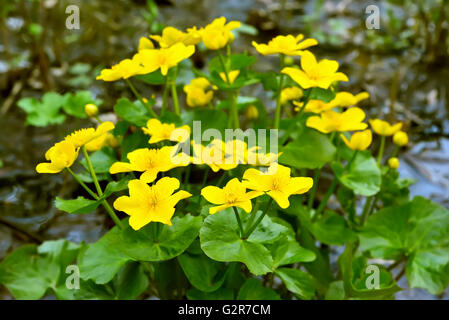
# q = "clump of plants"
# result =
<box><xmin>1</xmin><ymin>17</ymin><xmax>448</xmax><ymax>300</ymax></box>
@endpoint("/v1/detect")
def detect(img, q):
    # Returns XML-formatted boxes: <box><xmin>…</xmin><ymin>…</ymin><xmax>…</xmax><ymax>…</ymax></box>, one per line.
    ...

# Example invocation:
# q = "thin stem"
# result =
<box><xmin>392</xmin><ymin>145</ymin><xmax>399</xmax><ymax>158</ymax></box>
<box><xmin>296</xmin><ymin>88</ymin><xmax>312</xmax><ymax>118</ymax></box>
<box><xmin>125</xmin><ymin>78</ymin><xmax>158</xmax><ymax>118</ymax></box>
<box><xmin>66</xmin><ymin>168</ymin><xmax>99</xmax><ymax>200</ymax></box>
<box><xmin>162</xmin><ymin>76</ymin><xmax>169</xmax><ymax>115</ymax></box>
<box><xmin>102</xmin><ymin>200</ymin><xmax>124</xmax><ymax>229</ymax></box>
<box><xmin>244</xmin><ymin>198</ymin><xmax>273</xmax><ymax>238</ymax></box>
<box><xmin>274</xmin><ymin>54</ymin><xmax>285</xmax><ymax>129</ymax></box>
<box><xmin>307</xmin><ymin>168</ymin><xmax>321</xmax><ymax>209</ymax></box>
<box><xmin>314</xmin><ymin>178</ymin><xmax>337</xmax><ymax>218</ymax></box>
<box><xmin>218</xmin><ymin>52</ymin><xmax>230</xmax><ymax>83</ymax></box>
<box><xmin>170</xmin><ymin>68</ymin><xmax>180</xmax><ymax>116</ymax></box>
<box><xmin>360</xmin><ymin>196</ymin><xmax>374</xmax><ymax>225</ymax></box>
<box><xmin>218</xmin><ymin>51</ymin><xmax>239</xmax><ymax>128</ymax></box>
<box><xmin>243</xmin><ymin>199</ymin><xmax>260</xmax><ymax>235</ymax></box>
<box><xmin>377</xmin><ymin>135</ymin><xmax>386</xmax><ymax>167</ymax></box>
<box><xmin>232</xmin><ymin>207</ymin><xmax>244</xmax><ymax>237</ymax></box>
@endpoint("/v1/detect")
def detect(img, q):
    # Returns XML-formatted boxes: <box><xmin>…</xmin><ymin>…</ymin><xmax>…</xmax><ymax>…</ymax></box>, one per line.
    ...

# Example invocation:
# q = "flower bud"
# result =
<box><xmin>393</xmin><ymin>131</ymin><xmax>408</xmax><ymax>147</ymax></box>
<box><xmin>84</xmin><ymin>103</ymin><xmax>98</xmax><ymax>117</ymax></box>
<box><xmin>246</xmin><ymin>105</ymin><xmax>259</xmax><ymax>120</ymax></box>
<box><xmin>388</xmin><ymin>157</ymin><xmax>399</xmax><ymax>169</ymax></box>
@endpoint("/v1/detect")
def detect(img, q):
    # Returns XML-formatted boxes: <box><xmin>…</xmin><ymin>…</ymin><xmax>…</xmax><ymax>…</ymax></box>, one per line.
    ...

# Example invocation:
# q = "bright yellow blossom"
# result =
<box><xmin>252</xmin><ymin>34</ymin><xmax>318</xmax><ymax>56</ymax></box>
<box><xmin>219</xmin><ymin>70</ymin><xmax>240</xmax><ymax>84</ymax></box>
<box><xmin>388</xmin><ymin>157</ymin><xmax>400</xmax><ymax>169</ymax></box>
<box><xmin>340</xmin><ymin>130</ymin><xmax>372</xmax><ymax>151</ymax></box>
<box><xmin>294</xmin><ymin>99</ymin><xmax>332</xmax><ymax>113</ymax></box>
<box><xmin>142</xmin><ymin>118</ymin><xmax>190</xmax><ymax>144</ymax></box>
<box><xmin>243</xmin><ymin>164</ymin><xmax>313</xmax><ymax>209</ymax></box>
<box><xmin>84</xmin><ymin>103</ymin><xmax>98</xmax><ymax>117</ymax></box>
<box><xmin>282</xmin><ymin>51</ymin><xmax>348</xmax><ymax>89</ymax></box>
<box><xmin>245</xmin><ymin>105</ymin><xmax>259</xmax><ymax>120</ymax></box>
<box><xmin>36</xmin><ymin>141</ymin><xmax>79</xmax><ymax>174</ymax></box>
<box><xmin>281</xmin><ymin>87</ymin><xmax>303</xmax><ymax>105</ymax></box>
<box><xmin>114</xmin><ymin>177</ymin><xmax>191</xmax><ymax>230</ymax></box>
<box><xmin>192</xmin><ymin>140</ymin><xmax>239</xmax><ymax>172</ymax></box>
<box><xmin>330</xmin><ymin>92</ymin><xmax>370</xmax><ymax>108</ymax></box>
<box><xmin>306</xmin><ymin>107</ymin><xmax>368</xmax><ymax>134</ymax></box>
<box><xmin>65</xmin><ymin>122</ymin><xmax>115</xmax><ymax>149</ymax></box>
<box><xmin>150</xmin><ymin>26</ymin><xmax>201</xmax><ymax>48</ymax></box>
<box><xmin>134</xmin><ymin>42</ymin><xmax>195</xmax><ymax>76</ymax></box>
<box><xmin>201</xmin><ymin>178</ymin><xmax>262</xmax><ymax>214</ymax></box>
<box><xmin>393</xmin><ymin>131</ymin><xmax>408</xmax><ymax>146</ymax></box>
<box><xmin>183</xmin><ymin>77</ymin><xmax>214</xmax><ymax>107</ymax></box>
<box><xmin>109</xmin><ymin>146</ymin><xmax>187</xmax><ymax>183</ymax></box>
<box><xmin>138</xmin><ymin>37</ymin><xmax>154</xmax><ymax>51</ymax></box>
<box><xmin>96</xmin><ymin>59</ymin><xmax>146</xmax><ymax>82</ymax></box>
<box><xmin>201</xmin><ymin>17</ymin><xmax>241</xmax><ymax>50</ymax></box>
<box><xmin>369</xmin><ymin>119</ymin><xmax>403</xmax><ymax>136</ymax></box>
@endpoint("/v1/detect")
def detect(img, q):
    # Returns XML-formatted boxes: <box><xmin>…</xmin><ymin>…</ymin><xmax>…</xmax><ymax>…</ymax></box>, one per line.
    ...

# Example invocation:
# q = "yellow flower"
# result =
<box><xmin>252</xmin><ymin>34</ymin><xmax>318</xmax><ymax>56</ymax></box>
<box><xmin>84</xmin><ymin>103</ymin><xmax>98</xmax><ymax>117</ymax></box>
<box><xmin>247</xmin><ymin>147</ymin><xmax>282</xmax><ymax>166</ymax></box>
<box><xmin>114</xmin><ymin>177</ymin><xmax>191</xmax><ymax>230</ymax></box>
<box><xmin>369</xmin><ymin>119</ymin><xmax>403</xmax><ymax>136</ymax></box>
<box><xmin>388</xmin><ymin>157</ymin><xmax>399</xmax><ymax>169</ymax></box>
<box><xmin>191</xmin><ymin>140</ymin><xmax>239</xmax><ymax>172</ymax></box>
<box><xmin>243</xmin><ymin>164</ymin><xmax>313</xmax><ymax>209</ymax></box>
<box><xmin>183</xmin><ymin>77</ymin><xmax>214</xmax><ymax>107</ymax></box>
<box><xmin>65</xmin><ymin>122</ymin><xmax>115</xmax><ymax>149</ymax></box>
<box><xmin>201</xmin><ymin>178</ymin><xmax>262</xmax><ymax>214</ymax></box>
<box><xmin>201</xmin><ymin>16</ymin><xmax>241</xmax><ymax>50</ymax></box>
<box><xmin>138</xmin><ymin>37</ymin><xmax>154</xmax><ymax>51</ymax></box>
<box><xmin>281</xmin><ymin>87</ymin><xmax>303</xmax><ymax>105</ymax></box>
<box><xmin>329</xmin><ymin>92</ymin><xmax>370</xmax><ymax>108</ymax></box>
<box><xmin>36</xmin><ymin>141</ymin><xmax>79</xmax><ymax>174</ymax></box>
<box><xmin>340</xmin><ymin>130</ymin><xmax>372</xmax><ymax>151</ymax></box>
<box><xmin>293</xmin><ymin>99</ymin><xmax>331</xmax><ymax>113</ymax></box>
<box><xmin>110</xmin><ymin>146</ymin><xmax>187</xmax><ymax>183</ymax></box>
<box><xmin>150</xmin><ymin>26</ymin><xmax>201</xmax><ymax>48</ymax></box>
<box><xmin>219</xmin><ymin>70</ymin><xmax>240</xmax><ymax>84</ymax></box>
<box><xmin>282</xmin><ymin>51</ymin><xmax>348</xmax><ymax>89</ymax></box>
<box><xmin>134</xmin><ymin>42</ymin><xmax>195</xmax><ymax>76</ymax></box>
<box><xmin>142</xmin><ymin>118</ymin><xmax>190</xmax><ymax>144</ymax></box>
<box><xmin>306</xmin><ymin>107</ymin><xmax>368</xmax><ymax>134</ymax></box>
<box><xmin>393</xmin><ymin>131</ymin><xmax>408</xmax><ymax>146</ymax></box>
<box><xmin>96</xmin><ymin>59</ymin><xmax>146</xmax><ymax>82</ymax></box>
<box><xmin>245</xmin><ymin>105</ymin><xmax>259</xmax><ymax>120</ymax></box>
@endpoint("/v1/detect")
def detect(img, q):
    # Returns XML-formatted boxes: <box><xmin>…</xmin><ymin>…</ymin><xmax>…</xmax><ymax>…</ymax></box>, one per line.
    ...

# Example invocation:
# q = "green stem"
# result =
<box><xmin>244</xmin><ymin>198</ymin><xmax>273</xmax><ymax>238</ymax></box>
<box><xmin>125</xmin><ymin>78</ymin><xmax>157</xmax><ymax>118</ymax></box>
<box><xmin>360</xmin><ymin>196</ymin><xmax>374</xmax><ymax>225</ymax></box>
<box><xmin>218</xmin><ymin>52</ymin><xmax>239</xmax><ymax>128</ymax></box>
<box><xmin>243</xmin><ymin>199</ymin><xmax>260</xmax><ymax>235</ymax></box>
<box><xmin>307</xmin><ymin>168</ymin><xmax>321</xmax><ymax>209</ymax></box>
<box><xmin>296</xmin><ymin>88</ymin><xmax>312</xmax><ymax>118</ymax></box>
<box><xmin>170</xmin><ymin>68</ymin><xmax>180</xmax><ymax>116</ymax></box>
<box><xmin>274</xmin><ymin>54</ymin><xmax>285</xmax><ymax>129</ymax></box>
<box><xmin>82</xmin><ymin>147</ymin><xmax>123</xmax><ymax>229</ymax></box>
<box><xmin>232</xmin><ymin>207</ymin><xmax>244</xmax><ymax>237</ymax></box>
<box><xmin>66</xmin><ymin>168</ymin><xmax>99</xmax><ymax>200</ymax></box>
<box><xmin>314</xmin><ymin>178</ymin><xmax>338</xmax><ymax>218</ymax></box>
<box><xmin>162</xmin><ymin>76</ymin><xmax>169</xmax><ymax>115</ymax></box>
<box><xmin>392</xmin><ymin>145</ymin><xmax>399</xmax><ymax>158</ymax></box>
<box><xmin>377</xmin><ymin>135</ymin><xmax>386</xmax><ymax>167</ymax></box>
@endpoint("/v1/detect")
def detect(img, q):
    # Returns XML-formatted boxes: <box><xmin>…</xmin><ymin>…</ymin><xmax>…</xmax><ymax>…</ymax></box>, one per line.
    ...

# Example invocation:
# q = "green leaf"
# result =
<box><xmin>280</xmin><ymin>127</ymin><xmax>336</xmax><ymax>169</ymax></box>
<box><xmin>113</xmin><ymin>98</ymin><xmax>151</xmax><ymax>127</ymax></box>
<box><xmin>121</xmin><ymin>131</ymin><xmax>148</xmax><ymax>161</ymax></box>
<box><xmin>17</xmin><ymin>92</ymin><xmax>66</xmax><ymax>127</ymax></box>
<box><xmin>135</xmin><ymin>70</ymin><xmax>165</xmax><ymax>85</ymax></box>
<box><xmin>55</xmin><ymin>196</ymin><xmax>101</xmax><ymax>214</ymax></box>
<box><xmin>113</xmin><ymin>261</ymin><xmax>149</xmax><ymax>299</ymax></box>
<box><xmin>309</xmin><ymin>87</ymin><xmax>336</xmax><ymax>102</ymax></box>
<box><xmin>275</xmin><ymin>268</ymin><xmax>315</xmax><ymax>300</ymax></box>
<box><xmin>79</xmin><ymin>215</ymin><xmax>202</xmax><ymax>284</ymax></box>
<box><xmin>187</xmin><ymin>287</ymin><xmax>234</xmax><ymax>300</ymax></box>
<box><xmin>237</xmin><ymin>278</ymin><xmax>280</xmax><ymax>300</ymax></box>
<box><xmin>310</xmin><ymin>211</ymin><xmax>357</xmax><ymax>246</ymax></box>
<box><xmin>270</xmin><ymin>238</ymin><xmax>316</xmax><ymax>269</ymax></box>
<box><xmin>181</xmin><ymin>109</ymin><xmax>229</xmax><ymax>137</ymax></box>
<box><xmin>200</xmin><ymin>209</ymin><xmax>289</xmax><ymax>275</ymax></box>
<box><xmin>178</xmin><ymin>250</ymin><xmax>227</xmax><ymax>293</ymax></box>
<box><xmin>360</xmin><ymin>196</ymin><xmax>449</xmax><ymax>295</ymax></box>
<box><xmin>80</xmin><ymin>147</ymin><xmax>117</xmax><ymax>174</ymax></box>
<box><xmin>62</xmin><ymin>90</ymin><xmax>101</xmax><ymax>118</ymax></box>
<box><xmin>103</xmin><ymin>178</ymin><xmax>131</xmax><ymax>198</ymax></box>
<box><xmin>332</xmin><ymin>150</ymin><xmax>381</xmax><ymax>196</ymax></box>
<box><xmin>325</xmin><ymin>281</ymin><xmax>345</xmax><ymax>300</ymax></box>
<box><xmin>209</xmin><ymin>53</ymin><xmax>256</xmax><ymax>74</ymax></box>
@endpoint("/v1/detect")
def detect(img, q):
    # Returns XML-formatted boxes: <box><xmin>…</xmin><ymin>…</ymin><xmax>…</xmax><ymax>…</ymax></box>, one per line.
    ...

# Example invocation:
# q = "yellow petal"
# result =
<box><xmin>201</xmin><ymin>186</ymin><xmax>226</xmax><ymax>204</ymax></box>
<box><xmin>267</xmin><ymin>190</ymin><xmax>290</xmax><ymax>209</ymax></box>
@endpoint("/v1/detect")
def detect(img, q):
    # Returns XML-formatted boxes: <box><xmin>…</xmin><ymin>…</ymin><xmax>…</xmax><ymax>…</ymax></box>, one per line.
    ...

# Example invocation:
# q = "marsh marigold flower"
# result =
<box><xmin>201</xmin><ymin>178</ymin><xmax>263</xmax><ymax>214</ymax></box>
<box><xmin>245</xmin><ymin>105</ymin><xmax>259</xmax><ymax>120</ymax></box>
<box><xmin>138</xmin><ymin>37</ymin><xmax>155</xmax><ymax>51</ymax></box>
<box><xmin>340</xmin><ymin>130</ymin><xmax>372</xmax><ymax>151</ymax></box>
<box><xmin>201</xmin><ymin>17</ymin><xmax>241</xmax><ymax>50</ymax></box>
<box><xmin>96</xmin><ymin>59</ymin><xmax>146</xmax><ymax>82</ymax></box>
<box><xmin>65</xmin><ymin>122</ymin><xmax>115</xmax><ymax>149</ymax></box>
<box><xmin>252</xmin><ymin>34</ymin><xmax>318</xmax><ymax>56</ymax></box>
<box><xmin>369</xmin><ymin>119</ymin><xmax>403</xmax><ymax>136</ymax></box>
<box><xmin>142</xmin><ymin>118</ymin><xmax>190</xmax><ymax>144</ymax></box>
<box><xmin>388</xmin><ymin>157</ymin><xmax>399</xmax><ymax>169</ymax></box>
<box><xmin>393</xmin><ymin>131</ymin><xmax>408</xmax><ymax>146</ymax></box>
<box><xmin>192</xmin><ymin>140</ymin><xmax>239</xmax><ymax>172</ymax></box>
<box><xmin>84</xmin><ymin>103</ymin><xmax>98</xmax><ymax>117</ymax></box>
<box><xmin>306</xmin><ymin>107</ymin><xmax>368</xmax><ymax>134</ymax></box>
<box><xmin>330</xmin><ymin>92</ymin><xmax>370</xmax><ymax>108</ymax></box>
<box><xmin>36</xmin><ymin>141</ymin><xmax>79</xmax><ymax>174</ymax></box>
<box><xmin>134</xmin><ymin>42</ymin><xmax>195</xmax><ymax>76</ymax></box>
<box><xmin>183</xmin><ymin>77</ymin><xmax>214</xmax><ymax>107</ymax></box>
<box><xmin>114</xmin><ymin>177</ymin><xmax>192</xmax><ymax>230</ymax></box>
<box><xmin>150</xmin><ymin>26</ymin><xmax>201</xmax><ymax>48</ymax></box>
<box><xmin>109</xmin><ymin>146</ymin><xmax>188</xmax><ymax>183</ymax></box>
<box><xmin>280</xmin><ymin>87</ymin><xmax>303</xmax><ymax>105</ymax></box>
<box><xmin>243</xmin><ymin>164</ymin><xmax>313</xmax><ymax>209</ymax></box>
<box><xmin>282</xmin><ymin>51</ymin><xmax>348</xmax><ymax>89</ymax></box>
<box><xmin>219</xmin><ymin>70</ymin><xmax>240</xmax><ymax>84</ymax></box>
